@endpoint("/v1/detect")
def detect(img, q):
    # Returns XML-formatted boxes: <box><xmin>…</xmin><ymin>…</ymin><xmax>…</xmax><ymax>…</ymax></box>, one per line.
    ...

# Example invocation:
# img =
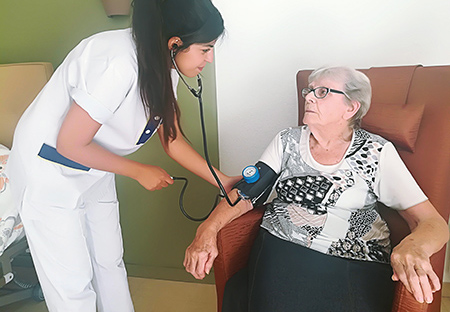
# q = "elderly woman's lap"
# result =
<box><xmin>223</xmin><ymin>229</ymin><xmax>394</xmax><ymax>312</ymax></box>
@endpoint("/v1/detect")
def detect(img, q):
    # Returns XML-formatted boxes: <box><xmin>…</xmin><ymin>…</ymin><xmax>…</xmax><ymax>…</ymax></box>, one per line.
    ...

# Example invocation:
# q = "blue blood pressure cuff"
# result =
<box><xmin>233</xmin><ymin>161</ymin><xmax>279</xmax><ymax>205</ymax></box>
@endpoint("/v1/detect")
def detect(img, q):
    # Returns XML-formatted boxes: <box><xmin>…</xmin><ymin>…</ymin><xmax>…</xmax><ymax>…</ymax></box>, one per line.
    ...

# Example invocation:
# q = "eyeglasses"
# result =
<box><xmin>301</xmin><ymin>87</ymin><xmax>351</xmax><ymax>100</ymax></box>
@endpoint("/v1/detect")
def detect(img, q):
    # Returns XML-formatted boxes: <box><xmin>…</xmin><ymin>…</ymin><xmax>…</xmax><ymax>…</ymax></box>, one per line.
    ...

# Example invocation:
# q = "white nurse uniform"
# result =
<box><xmin>7</xmin><ymin>28</ymin><xmax>179</xmax><ymax>312</ymax></box>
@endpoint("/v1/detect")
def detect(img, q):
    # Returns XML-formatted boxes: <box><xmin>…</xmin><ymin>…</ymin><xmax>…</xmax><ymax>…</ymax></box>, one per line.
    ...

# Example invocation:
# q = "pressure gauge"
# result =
<box><xmin>242</xmin><ymin>165</ymin><xmax>260</xmax><ymax>183</ymax></box>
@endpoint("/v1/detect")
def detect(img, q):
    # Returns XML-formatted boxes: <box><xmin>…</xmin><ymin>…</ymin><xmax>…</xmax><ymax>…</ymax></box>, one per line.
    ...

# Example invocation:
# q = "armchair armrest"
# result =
<box><xmin>392</xmin><ymin>286</ymin><xmax>429</xmax><ymax>312</ymax></box>
<box><xmin>214</xmin><ymin>205</ymin><xmax>265</xmax><ymax>312</ymax></box>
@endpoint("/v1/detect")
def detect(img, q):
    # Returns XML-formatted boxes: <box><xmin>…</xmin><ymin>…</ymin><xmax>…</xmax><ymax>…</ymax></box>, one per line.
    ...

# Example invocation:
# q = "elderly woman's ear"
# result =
<box><xmin>344</xmin><ymin>100</ymin><xmax>361</xmax><ymax>121</ymax></box>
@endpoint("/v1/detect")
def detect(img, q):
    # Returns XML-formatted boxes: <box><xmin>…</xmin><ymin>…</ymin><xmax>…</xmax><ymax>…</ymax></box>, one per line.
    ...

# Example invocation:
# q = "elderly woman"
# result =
<box><xmin>183</xmin><ymin>66</ymin><xmax>449</xmax><ymax>312</ymax></box>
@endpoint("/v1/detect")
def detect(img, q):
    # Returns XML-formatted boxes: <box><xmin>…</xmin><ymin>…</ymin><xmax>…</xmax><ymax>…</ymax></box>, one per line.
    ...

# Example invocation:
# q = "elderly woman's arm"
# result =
<box><xmin>390</xmin><ymin>200</ymin><xmax>449</xmax><ymax>304</ymax></box>
<box><xmin>183</xmin><ymin>189</ymin><xmax>253</xmax><ymax>279</ymax></box>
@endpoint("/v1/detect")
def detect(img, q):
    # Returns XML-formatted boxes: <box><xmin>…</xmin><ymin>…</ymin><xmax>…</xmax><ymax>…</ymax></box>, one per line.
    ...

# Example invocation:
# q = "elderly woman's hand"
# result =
<box><xmin>184</xmin><ymin>189</ymin><xmax>253</xmax><ymax>279</ymax></box>
<box><xmin>391</xmin><ymin>200</ymin><xmax>449</xmax><ymax>304</ymax></box>
<box><xmin>390</xmin><ymin>239</ymin><xmax>439</xmax><ymax>304</ymax></box>
<box><xmin>183</xmin><ymin>224</ymin><xmax>219</xmax><ymax>280</ymax></box>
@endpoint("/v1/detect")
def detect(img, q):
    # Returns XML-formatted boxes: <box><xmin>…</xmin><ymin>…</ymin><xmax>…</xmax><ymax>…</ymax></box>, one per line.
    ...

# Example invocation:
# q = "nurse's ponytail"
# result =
<box><xmin>132</xmin><ymin>0</ymin><xmax>224</xmax><ymax>143</ymax></box>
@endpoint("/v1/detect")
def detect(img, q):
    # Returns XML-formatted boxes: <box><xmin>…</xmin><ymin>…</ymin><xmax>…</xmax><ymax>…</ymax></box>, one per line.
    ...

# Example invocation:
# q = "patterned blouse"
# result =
<box><xmin>259</xmin><ymin>126</ymin><xmax>427</xmax><ymax>263</ymax></box>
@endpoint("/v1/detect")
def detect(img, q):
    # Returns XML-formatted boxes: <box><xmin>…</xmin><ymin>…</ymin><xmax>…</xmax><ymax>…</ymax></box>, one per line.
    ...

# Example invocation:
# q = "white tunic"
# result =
<box><xmin>8</xmin><ymin>28</ymin><xmax>179</xmax><ymax>209</ymax></box>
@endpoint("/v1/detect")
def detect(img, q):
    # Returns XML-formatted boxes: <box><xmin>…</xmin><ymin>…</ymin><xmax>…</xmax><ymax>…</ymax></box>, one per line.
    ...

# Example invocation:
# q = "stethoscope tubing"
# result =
<box><xmin>170</xmin><ymin>50</ymin><xmax>241</xmax><ymax>221</ymax></box>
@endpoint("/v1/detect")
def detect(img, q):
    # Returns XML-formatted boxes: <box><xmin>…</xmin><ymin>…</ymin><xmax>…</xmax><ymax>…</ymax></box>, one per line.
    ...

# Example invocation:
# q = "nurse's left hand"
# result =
<box><xmin>135</xmin><ymin>164</ymin><xmax>174</xmax><ymax>191</ymax></box>
<box><xmin>221</xmin><ymin>175</ymin><xmax>242</xmax><ymax>193</ymax></box>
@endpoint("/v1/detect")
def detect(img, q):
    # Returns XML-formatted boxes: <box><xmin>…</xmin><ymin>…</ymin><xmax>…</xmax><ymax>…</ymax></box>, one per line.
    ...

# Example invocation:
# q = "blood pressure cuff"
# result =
<box><xmin>233</xmin><ymin>161</ymin><xmax>279</xmax><ymax>206</ymax></box>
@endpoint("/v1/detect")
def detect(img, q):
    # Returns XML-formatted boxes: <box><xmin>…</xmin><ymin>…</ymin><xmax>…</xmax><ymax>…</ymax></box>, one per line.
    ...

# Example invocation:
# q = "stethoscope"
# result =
<box><xmin>170</xmin><ymin>49</ymin><xmax>241</xmax><ymax>221</ymax></box>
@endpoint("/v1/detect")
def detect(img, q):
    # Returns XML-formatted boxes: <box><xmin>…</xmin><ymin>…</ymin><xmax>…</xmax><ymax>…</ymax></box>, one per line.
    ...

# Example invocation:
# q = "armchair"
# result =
<box><xmin>213</xmin><ymin>65</ymin><xmax>450</xmax><ymax>312</ymax></box>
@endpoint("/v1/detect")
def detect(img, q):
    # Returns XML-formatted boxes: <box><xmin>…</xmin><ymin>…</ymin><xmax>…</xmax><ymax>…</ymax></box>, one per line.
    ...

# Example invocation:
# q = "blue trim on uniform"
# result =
<box><xmin>136</xmin><ymin>116</ymin><xmax>162</xmax><ymax>145</ymax></box>
<box><xmin>38</xmin><ymin>144</ymin><xmax>90</xmax><ymax>171</ymax></box>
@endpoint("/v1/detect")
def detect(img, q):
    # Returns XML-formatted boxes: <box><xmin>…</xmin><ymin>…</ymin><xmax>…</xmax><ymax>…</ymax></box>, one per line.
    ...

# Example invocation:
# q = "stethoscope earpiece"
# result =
<box><xmin>170</xmin><ymin>48</ymin><xmax>202</xmax><ymax>98</ymax></box>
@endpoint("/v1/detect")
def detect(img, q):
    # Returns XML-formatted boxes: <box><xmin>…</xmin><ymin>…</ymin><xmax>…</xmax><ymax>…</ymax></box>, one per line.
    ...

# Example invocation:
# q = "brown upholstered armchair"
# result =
<box><xmin>213</xmin><ymin>65</ymin><xmax>450</xmax><ymax>312</ymax></box>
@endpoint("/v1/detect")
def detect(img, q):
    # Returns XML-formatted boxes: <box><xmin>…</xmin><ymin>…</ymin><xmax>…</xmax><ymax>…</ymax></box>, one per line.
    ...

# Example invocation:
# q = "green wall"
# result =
<box><xmin>1</xmin><ymin>0</ymin><xmax>219</xmax><ymax>284</ymax></box>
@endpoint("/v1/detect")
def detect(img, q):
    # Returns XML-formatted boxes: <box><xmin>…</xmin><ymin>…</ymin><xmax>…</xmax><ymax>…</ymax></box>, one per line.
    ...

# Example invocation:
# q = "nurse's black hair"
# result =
<box><xmin>132</xmin><ymin>0</ymin><xmax>224</xmax><ymax>143</ymax></box>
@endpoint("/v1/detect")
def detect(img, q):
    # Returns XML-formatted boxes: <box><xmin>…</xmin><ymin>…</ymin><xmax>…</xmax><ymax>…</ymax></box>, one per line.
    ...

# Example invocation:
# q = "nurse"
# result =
<box><xmin>7</xmin><ymin>0</ymin><xmax>237</xmax><ymax>311</ymax></box>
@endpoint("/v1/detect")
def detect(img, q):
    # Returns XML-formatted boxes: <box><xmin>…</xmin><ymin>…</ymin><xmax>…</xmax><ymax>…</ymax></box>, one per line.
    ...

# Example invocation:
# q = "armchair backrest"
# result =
<box><xmin>0</xmin><ymin>62</ymin><xmax>53</xmax><ymax>149</ymax></box>
<box><xmin>296</xmin><ymin>65</ymin><xmax>450</xmax><ymax>312</ymax></box>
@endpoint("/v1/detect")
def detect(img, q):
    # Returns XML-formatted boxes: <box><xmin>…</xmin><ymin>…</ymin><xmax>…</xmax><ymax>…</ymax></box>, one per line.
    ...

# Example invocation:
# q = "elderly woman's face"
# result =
<box><xmin>303</xmin><ymin>77</ymin><xmax>353</xmax><ymax>128</ymax></box>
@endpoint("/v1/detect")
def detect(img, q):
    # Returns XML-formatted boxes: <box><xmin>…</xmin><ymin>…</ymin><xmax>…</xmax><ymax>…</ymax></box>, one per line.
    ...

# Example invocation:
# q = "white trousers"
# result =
<box><xmin>19</xmin><ymin>174</ymin><xmax>134</xmax><ymax>312</ymax></box>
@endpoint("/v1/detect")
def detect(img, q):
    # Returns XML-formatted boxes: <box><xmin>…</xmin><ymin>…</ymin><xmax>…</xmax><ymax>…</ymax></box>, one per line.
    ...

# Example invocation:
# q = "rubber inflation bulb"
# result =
<box><xmin>242</xmin><ymin>165</ymin><xmax>260</xmax><ymax>183</ymax></box>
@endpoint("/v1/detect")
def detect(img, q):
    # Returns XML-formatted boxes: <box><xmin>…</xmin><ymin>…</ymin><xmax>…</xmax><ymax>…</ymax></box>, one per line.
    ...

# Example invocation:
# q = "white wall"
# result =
<box><xmin>214</xmin><ymin>0</ymin><xmax>450</xmax><ymax>174</ymax></box>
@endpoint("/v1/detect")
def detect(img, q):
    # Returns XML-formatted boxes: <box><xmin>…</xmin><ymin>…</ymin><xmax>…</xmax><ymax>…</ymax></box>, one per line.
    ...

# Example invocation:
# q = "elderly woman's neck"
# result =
<box><xmin>308</xmin><ymin>125</ymin><xmax>353</xmax><ymax>149</ymax></box>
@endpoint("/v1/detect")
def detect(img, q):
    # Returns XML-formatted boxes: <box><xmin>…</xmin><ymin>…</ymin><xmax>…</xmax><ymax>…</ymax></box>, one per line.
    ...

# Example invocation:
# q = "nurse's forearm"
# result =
<box><xmin>58</xmin><ymin>139</ymin><xmax>173</xmax><ymax>191</ymax></box>
<box><xmin>56</xmin><ymin>101</ymin><xmax>173</xmax><ymax>191</ymax></box>
<box><xmin>57</xmin><ymin>139</ymin><xmax>139</xmax><ymax>177</ymax></box>
<box><xmin>158</xmin><ymin>130</ymin><xmax>228</xmax><ymax>186</ymax></box>
<box><xmin>56</xmin><ymin>102</ymin><xmax>139</xmax><ymax>177</ymax></box>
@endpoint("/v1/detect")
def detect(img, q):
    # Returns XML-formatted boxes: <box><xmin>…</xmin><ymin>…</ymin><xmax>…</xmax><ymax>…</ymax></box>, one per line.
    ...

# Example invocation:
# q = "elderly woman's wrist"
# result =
<box><xmin>197</xmin><ymin>219</ymin><xmax>221</xmax><ymax>235</ymax></box>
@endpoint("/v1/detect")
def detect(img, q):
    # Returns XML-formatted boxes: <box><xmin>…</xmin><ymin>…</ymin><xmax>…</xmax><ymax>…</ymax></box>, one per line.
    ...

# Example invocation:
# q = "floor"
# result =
<box><xmin>0</xmin><ymin>277</ymin><xmax>217</xmax><ymax>312</ymax></box>
<box><xmin>0</xmin><ymin>279</ymin><xmax>449</xmax><ymax>312</ymax></box>
<box><xmin>442</xmin><ymin>282</ymin><xmax>450</xmax><ymax>312</ymax></box>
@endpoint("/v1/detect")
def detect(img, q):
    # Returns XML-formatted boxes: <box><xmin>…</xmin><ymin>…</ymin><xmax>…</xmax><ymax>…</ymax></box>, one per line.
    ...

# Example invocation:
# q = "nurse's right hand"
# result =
<box><xmin>135</xmin><ymin>164</ymin><xmax>174</xmax><ymax>191</ymax></box>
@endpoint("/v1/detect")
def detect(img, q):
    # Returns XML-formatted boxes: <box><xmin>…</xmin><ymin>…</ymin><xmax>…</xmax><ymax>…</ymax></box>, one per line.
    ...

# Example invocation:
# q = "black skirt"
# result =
<box><xmin>223</xmin><ymin>229</ymin><xmax>395</xmax><ymax>312</ymax></box>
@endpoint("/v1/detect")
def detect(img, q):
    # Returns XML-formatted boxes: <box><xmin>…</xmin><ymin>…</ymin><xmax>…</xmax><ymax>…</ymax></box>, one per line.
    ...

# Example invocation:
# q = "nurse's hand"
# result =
<box><xmin>135</xmin><ymin>164</ymin><xmax>174</xmax><ymax>191</ymax></box>
<box><xmin>221</xmin><ymin>175</ymin><xmax>243</xmax><ymax>193</ymax></box>
<box><xmin>184</xmin><ymin>224</ymin><xmax>218</xmax><ymax>280</ymax></box>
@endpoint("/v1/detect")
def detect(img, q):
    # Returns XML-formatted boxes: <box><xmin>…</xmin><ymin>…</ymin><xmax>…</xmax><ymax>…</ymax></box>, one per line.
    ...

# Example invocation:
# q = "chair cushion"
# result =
<box><xmin>361</xmin><ymin>102</ymin><xmax>424</xmax><ymax>152</ymax></box>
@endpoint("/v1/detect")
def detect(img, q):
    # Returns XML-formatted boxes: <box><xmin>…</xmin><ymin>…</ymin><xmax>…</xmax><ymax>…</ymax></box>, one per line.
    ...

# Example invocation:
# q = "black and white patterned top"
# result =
<box><xmin>259</xmin><ymin>126</ymin><xmax>427</xmax><ymax>263</ymax></box>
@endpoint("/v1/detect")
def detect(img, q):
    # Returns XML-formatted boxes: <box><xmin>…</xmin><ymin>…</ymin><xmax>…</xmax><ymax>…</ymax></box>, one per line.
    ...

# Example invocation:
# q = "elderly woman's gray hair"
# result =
<box><xmin>308</xmin><ymin>66</ymin><xmax>372</xmax><ymax>129</ymax></box>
